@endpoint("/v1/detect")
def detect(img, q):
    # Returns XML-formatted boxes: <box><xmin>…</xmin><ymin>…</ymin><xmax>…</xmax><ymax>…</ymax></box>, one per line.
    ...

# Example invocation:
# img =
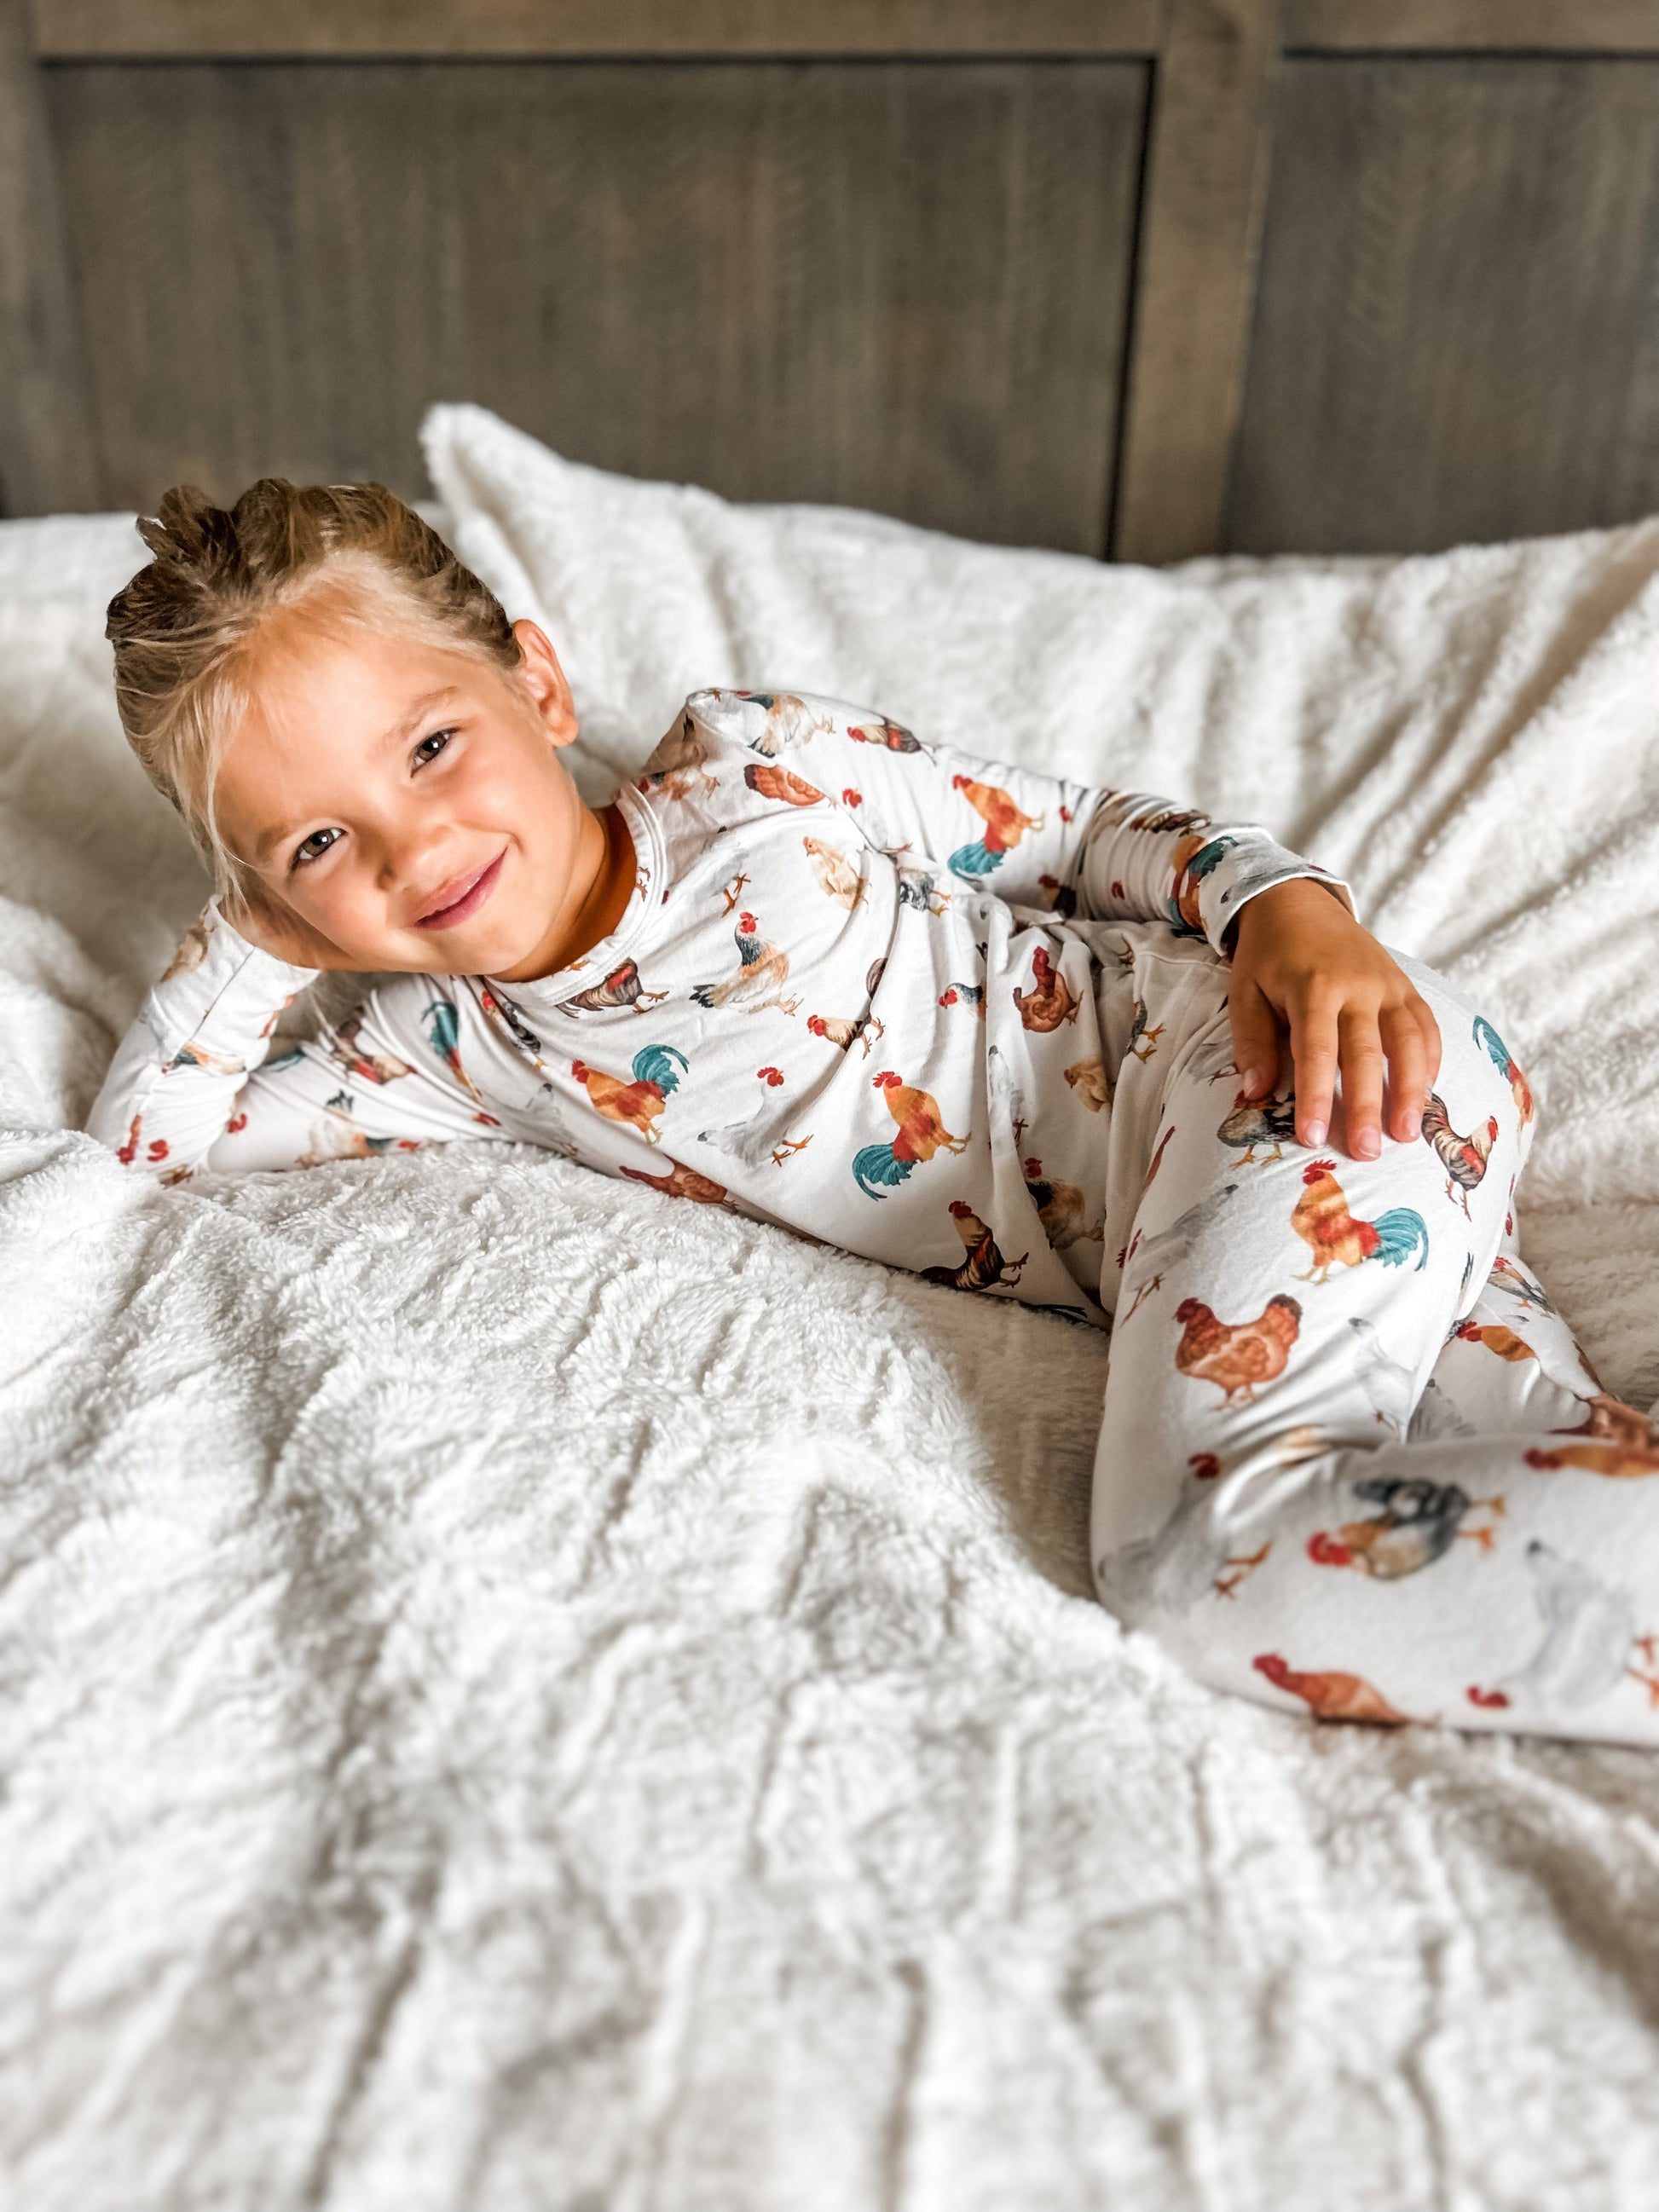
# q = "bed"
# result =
<box><xmin>7</xmin><ymin>401</ymin><xmax>1659</xmax><ymax>2209</ymax></box>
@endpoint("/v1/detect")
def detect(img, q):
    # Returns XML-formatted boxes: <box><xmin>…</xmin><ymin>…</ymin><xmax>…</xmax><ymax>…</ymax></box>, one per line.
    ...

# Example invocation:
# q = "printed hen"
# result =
<box><xmin>1173</xmin><ymin>1292</ymin><xmax>1302</xmax><ymax>1406</ymax></box>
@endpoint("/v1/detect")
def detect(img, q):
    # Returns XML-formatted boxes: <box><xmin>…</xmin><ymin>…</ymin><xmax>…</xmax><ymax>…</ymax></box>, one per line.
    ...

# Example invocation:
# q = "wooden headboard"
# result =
<box><xmin>6</xmin><ymin>0</ymin><xmax>1659</xmax><ymax>561</ymax></box>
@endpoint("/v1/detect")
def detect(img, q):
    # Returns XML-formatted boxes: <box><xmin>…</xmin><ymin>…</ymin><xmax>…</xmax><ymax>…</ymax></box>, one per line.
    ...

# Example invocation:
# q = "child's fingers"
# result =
<box><xmin>1379</xmin><ymin>1002</ymin><xmax>1429</xmax><ymax>1141</ymax></box>
<box><xmin>1337</xmin><ymin>1007</ymin><xmax>1386</xmax><ymax>1158</ymax></box>
<box><xmin>1227</xmin><ymin>974</ymin><xmax>1282</xmax><ymax>1097</ymax></box>
<box><xmin>1288</xmin><ymin>995</ymin><xmax>1339</xmax><ymax>1147</ymax></box>
<box><xmin>1413</xmin><ymin>991</ymin><xmax>1443</xmax><ymax>1090</ymax></box>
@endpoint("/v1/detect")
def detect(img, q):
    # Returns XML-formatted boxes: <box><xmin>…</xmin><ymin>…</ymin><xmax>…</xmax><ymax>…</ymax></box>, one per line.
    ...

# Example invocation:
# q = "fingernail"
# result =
<box><xmin>1305</xmin><ymin>1118</ymin><xmax>1327</xmax><ymax>1146</ymax></box>
<box><xmin>1240</xmin><ymin>1065</ymin><xmax>1263</xmax><ymax>1094</ymax></box>
<box><xmin>1356</xmin><ymin>1129</ymin><xmax>1379</xmax><ymax>1158</ymax></box>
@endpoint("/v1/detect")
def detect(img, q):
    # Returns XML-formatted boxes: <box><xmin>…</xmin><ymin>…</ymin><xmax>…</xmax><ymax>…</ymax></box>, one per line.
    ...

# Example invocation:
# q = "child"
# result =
<box><xmin>92</xmin><ymin>480</ymin><xmax>1659</xmax><ymax>1747</ymax></box>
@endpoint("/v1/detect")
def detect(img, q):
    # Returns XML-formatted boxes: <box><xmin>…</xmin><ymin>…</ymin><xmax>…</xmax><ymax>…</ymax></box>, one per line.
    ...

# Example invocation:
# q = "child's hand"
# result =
<box><xmin>1226</xmin><ymin>878</ymin><xmax>1441</xmax><ymax>1160</ymax></box>
<box><xmin>221</xmin><ymin>882</ymin><xmax>356</xmax><ymax>971</ymax></box>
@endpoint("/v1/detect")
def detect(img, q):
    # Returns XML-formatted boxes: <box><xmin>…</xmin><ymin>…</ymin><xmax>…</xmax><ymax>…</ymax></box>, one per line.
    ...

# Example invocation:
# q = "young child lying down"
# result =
<box><xmin>91</xmin><ymin>479</ymin><xmax>1659</xmax><ymax>1747</ymax></box>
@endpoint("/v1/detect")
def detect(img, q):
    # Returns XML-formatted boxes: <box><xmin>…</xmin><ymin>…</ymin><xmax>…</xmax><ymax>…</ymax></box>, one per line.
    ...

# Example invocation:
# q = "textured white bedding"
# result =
<box><xmin>5</xmin><ymin>403</ymin><xmax>1659</xmax><ymax>2209</ymax></box>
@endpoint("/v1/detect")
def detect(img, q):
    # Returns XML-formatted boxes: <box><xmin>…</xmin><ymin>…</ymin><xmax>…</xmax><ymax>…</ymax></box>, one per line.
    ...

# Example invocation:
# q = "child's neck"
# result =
<box><xmin>491</xmin><ymin>798</ymin><xmax>636</xmax><ymax>984</ymax></box>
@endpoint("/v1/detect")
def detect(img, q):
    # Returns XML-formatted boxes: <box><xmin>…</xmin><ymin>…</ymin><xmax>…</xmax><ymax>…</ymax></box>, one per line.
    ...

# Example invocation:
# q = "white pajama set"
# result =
<box><xmin>90</xmin><ymin>686</ymin><xmax>1659</xmax><ymax>1746</ymax></box>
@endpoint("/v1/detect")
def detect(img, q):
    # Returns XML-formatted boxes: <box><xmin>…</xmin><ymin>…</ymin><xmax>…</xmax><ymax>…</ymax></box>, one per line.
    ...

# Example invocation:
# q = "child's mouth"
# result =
<box><xmin>413</xmin><ymin>848</ymin><xmax>506</xmax><ymax>930</ymax></box>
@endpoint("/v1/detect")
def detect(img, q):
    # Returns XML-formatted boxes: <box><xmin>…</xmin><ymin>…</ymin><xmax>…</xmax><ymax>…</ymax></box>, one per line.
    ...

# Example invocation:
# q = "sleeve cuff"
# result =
<box><xmin>1196</xmin><ymin>846</ymin><xmax>1359</xmax><ymax>958</ymax></box>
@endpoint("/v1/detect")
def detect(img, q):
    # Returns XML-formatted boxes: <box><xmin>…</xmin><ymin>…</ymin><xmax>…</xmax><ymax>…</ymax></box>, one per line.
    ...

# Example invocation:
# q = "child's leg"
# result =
<box><xmin>1091</xmin><ymin>949</ymin><xmax>1659</xmax><ymax>1746</ymax></box>
<box><xmin>1419</xmin><ymin>1219</ymin><xmax>1610</xmax><ymax>1437</ymax></box>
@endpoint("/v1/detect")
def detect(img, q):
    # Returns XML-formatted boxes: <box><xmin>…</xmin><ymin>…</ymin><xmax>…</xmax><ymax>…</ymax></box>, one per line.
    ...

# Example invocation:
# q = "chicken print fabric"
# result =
<box><xmin>89</xmin><ymin>685</ymin><xmax>1659</xmax><ymax>1747</ymax></box>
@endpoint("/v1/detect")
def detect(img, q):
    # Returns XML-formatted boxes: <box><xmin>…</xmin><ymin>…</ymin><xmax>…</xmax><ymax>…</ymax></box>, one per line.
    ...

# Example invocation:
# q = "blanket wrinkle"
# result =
<box><xmin>9</xmin><ymin>439</ymin><xmax>1659</xmax><ymax>2205</ymax></box>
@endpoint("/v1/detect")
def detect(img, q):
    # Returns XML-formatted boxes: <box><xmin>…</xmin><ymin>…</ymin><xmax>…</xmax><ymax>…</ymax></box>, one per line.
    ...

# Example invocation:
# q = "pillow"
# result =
<box><xmin>421</xmin><ymin>401</ymin><xmax>1659</xmax><ymax>1210</ymax></box>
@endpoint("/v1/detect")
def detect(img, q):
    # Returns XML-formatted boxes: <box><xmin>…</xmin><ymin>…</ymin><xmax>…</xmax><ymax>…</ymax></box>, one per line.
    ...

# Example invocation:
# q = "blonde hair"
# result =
<box><xmin>105</xmin><ymin>477</ymin><xmax>523</xmax><ymax>898</ymax></box>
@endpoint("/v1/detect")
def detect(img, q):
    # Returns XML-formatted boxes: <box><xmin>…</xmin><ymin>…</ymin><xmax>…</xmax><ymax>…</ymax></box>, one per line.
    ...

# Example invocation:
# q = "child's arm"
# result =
<box><xmin>686</xmin><ymin>688</ymin><xmax>1351</xmax><ymax>957</ymax></box>
<box><xmin>86</xmin><ymin>900</ymin><xmax>324</xmax><ymax>1176</ymax></box>
<box><xmin>87</xmin><ymin>903</ymin><xmax>508</xmax><ymax>1176</ymax></box>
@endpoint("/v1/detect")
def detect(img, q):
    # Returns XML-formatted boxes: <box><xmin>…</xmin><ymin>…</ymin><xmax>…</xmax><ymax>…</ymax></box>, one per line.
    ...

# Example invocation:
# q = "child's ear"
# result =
<box><xmin>508</xmin><ymin>618</ymin><xmax>579</xmax><ymax>748</ymax></box>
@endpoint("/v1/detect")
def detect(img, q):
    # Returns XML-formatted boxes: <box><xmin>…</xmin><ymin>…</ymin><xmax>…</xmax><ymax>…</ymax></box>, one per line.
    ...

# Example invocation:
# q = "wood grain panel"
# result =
<box><xmin>1227</xmin><ymin>56</ymin><xmax>1659</xmax><ymax>555</ymax></box>
<box><xmin>0</xmin><ymin>0</ymin><xmax>95</xmax><ymax>511</ymax></box>
<box><xmin>1284</xmin><ymin>1</ymin><xmax>1659</xmax><ymax>53</ymax></box>
<box><xmin>32</xmin><ymin>0</ymin><xmax>1165</xmax><ymax>59</ymax></box>
<box><xmin>43</xmin><ymin>59</ymin><xmax>1145</xmax><ymax>549</ymax></box>
<box><xmin>1112</xmin><ymin>0</ymin><xmax>1278</xmax><ymax>563</ymax></box>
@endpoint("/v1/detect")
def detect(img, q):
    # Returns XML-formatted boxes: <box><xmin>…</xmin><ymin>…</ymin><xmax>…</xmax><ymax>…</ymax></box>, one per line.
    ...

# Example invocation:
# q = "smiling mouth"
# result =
<box><xmin>413</xmin><ymin>848</ymin><xmax>506</xmax><ymax>929</ymax></box>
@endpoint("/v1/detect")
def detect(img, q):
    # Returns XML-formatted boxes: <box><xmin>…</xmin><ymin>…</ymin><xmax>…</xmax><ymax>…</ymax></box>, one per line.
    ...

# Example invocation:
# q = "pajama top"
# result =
<box><xmin>89</xmin><ymin>686</ymin><xmax>1354</xmax><ymax>1327</ymax></box>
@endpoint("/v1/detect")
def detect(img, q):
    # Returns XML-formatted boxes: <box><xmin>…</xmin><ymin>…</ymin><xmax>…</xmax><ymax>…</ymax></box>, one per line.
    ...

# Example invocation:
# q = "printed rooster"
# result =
<box><xmin>424</xmin><ymin>998</ymin><xmax>488</xmax><ymax>1106</ymax></box>
<box><xmin>921</xmin><ymin>1201</ymin><xmax>1029</xmax><ymax>1292</ymax></box>
<box><xmin>1420</xmin><ymin>1090</ymin><xmax>1498</xmax><ymax>1216</ymax></box>
<box><xmin>571</xmin><ymin>1042</ymin><xmax>688</xmax><ymax>1144</ymax></box>
<box><xmin>947</xmin><ymin>774</ymin><xmax>1043</xmax><ymax>882</ymax></box>
<box><xmin>743</xmin><ymin>762</ymin><xmax>826</xmax><ymax>808</ymax></box>
<box><xmin>561</xmin><ymin>956</ymin><xmax>671</xmax><ymax>1015</ymax></box>
<box><xmin>847</xmin><ymin>715</ymin><xmax>925</xmax><ymax>754</ymax></box>
<box><xmin>1292</xmin><ymin>1159</ymin><xmax>1429</xmax><ymax>1284</ymax></box>
<box><xmin>853</xmin><ymin>1070</ymin><xmax>969</xmax><ymax>1199</ymax></box>
<box><xmin>621</xmin><ymin>1158</ymin><xmax>728</xmax><ymax>1204</ymax></box>
<box><xmin>1252</xmin><ymin>1655</ymin><xmax>1409</xmax><ymax>1725</ymax></box>
<box><xmin>1173</xmin><ymin>1292</ymin><xmax>1303</xmax><ymax>1406</ymax></box>
<box><xmin>1473</xmin><ymin>1014</ymin><xmax>1534</xmax><ymax>1126</ymax></box>
<box><xmin>1217</xmin><ymin>1089</ymin><xmax>1298</xmax><ymax>1165</ymax></box>
<box><xmin>325</xmin><ymin>1007</ymin><xmax>412</xmax><ymax>1085</ymax></box>
<box><xmin>1306</xmin><ymin>1475</ymin><xmax>1506</xmax><ymax>1580</ymax></box>
<box><xmin>1022</xmin><ymin>1156</ymin><xmax>1093</xmax><ymax>1250</ymax></box>
<box><xmin>1013</xmin><ymin>946</ymin><xmax>1080</xmax><ymax>1032</ymax></box>
<box><xmin>1166</xmin><ymin>832</ymin><xmax>1239</xmax><ymax>938</ymax></box>
<box><xmin>690</xmin><ymin>910</ymin><xmax>801</xmax><ymax>1016</ymax></box>
<box><xmin>802</xmin><ymin>835</ymin><xmax>868</xmax><ymax>911</ymax></box>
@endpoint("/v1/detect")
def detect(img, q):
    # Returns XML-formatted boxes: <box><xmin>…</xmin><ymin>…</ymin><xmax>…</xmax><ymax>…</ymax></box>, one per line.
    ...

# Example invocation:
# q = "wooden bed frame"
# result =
<box><xmin>6</xmin><ymin>1</ymin><xmax>1659</xmax><ymax>561</ymax></box>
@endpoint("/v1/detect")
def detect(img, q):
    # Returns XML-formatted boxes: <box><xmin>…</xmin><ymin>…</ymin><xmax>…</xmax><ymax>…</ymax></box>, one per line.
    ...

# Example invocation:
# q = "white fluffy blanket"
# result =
<box><xmin>6</xmin><ymin>404</ymin><xmax>1659</xmax><ymax>2209</ymax></box>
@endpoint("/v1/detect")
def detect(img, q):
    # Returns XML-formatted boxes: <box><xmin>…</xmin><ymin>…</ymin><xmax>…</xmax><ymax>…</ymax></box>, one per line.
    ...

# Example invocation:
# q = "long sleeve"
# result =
<box><xmin>87</xmin><ymin>899</ymin><xmax>323</xmax><ymax>1177</ymax></box>
<box><xmin>675</xmin><ymin>689</ymin><xmax>1353</xmax><ymax>959</ymax></box>
<box><xmin>88</xmin><ymin>903</ymin><xmax>536</xmax><ymax>1178</ymax></box>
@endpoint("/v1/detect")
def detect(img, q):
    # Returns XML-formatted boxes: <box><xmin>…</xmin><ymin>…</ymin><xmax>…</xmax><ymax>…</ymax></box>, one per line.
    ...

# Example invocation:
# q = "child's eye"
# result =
<box><xmin>413</xmin><ymin>727</ymin><xmax>456</xmax><ymax>768</ymax></box>
<box><xmin>291</xmin><ymin>827</ymin><xmax>342</xmax><ymax>870</ymax></box>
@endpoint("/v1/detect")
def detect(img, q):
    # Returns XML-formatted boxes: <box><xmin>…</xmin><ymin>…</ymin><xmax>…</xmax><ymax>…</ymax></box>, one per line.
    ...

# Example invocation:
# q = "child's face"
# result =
<box><xmin>214</xmin><ymin>612</ymin><xmax>595</xmax><ymax>976</ymax></box>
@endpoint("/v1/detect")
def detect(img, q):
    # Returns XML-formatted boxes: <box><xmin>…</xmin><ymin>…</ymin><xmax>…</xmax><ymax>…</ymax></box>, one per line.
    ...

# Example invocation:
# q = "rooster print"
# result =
<box><xmin>621</xmin><ymin>1158</ymin><xmax>728</xmax><ymax>1204</ymax></box>
<box><xmin>572</xmin><ymin>1043</ymin><xmax>688</xmax><ymax>1145</ymax></box>
<box><xmin>921</xmin><ymin>1201</ymin><xmax>1029</xmax><ymax>1293</ymax></box>
<box><xmin>1173</xmin><ymin>1293</ymin><xmax>1303</xmax><ymax>1406</ymax></box>
<box><xmin>743</xmin><ymin>763</ymin><xmax>826</xmax><ymax>809</ymax></box>
<box><xmin>729</xmin><ymin>690</ymin><xmax>832</xmax><ymax>756</ymax></box>
<box><xmin>561</xmin><ymin>956</ymin><xmax>671</xmax><ymax>1016</ymax></box>
<box><xmin>1218</xmin><ymin>1089</ymin><xmax>1297</xmax><ymax>1166</ymax></box>
<box><xmin>1420</xmin><ymin>1090</ymin><xmax>1498</xmax><ymax>1216</ymax></box>
<box><xmin>1252</xmin><ymin>1656</ymin><xmax>1409</xmax><ymax>1726</ymax></box>
<box><xmin>1473</xmin><ymin>1015</ymin><xmax>1535</xmax><ymax>1127</ymax></box>
<box><xmin>325</xmin><ymin>1008</ymin><xmax>413</xmax><ymax>1086</ymax></box>
<box><xmin>947</xmin><ymin>775</ymin><xmax>1043</xmax><ymax>883</ymax></box>
<box><xmin>853</xmin><ymin>1070</ymin><xmax>969</xmax><ymax>1200</ymax></box>
<box><xmin>690</xmin><ymin>911</ymin><xmax>801</xmax><ymax>1017</ymax></box>
<box><xmin>1166</xmin><ymin>832</ymin><xmax>1240</xmax><ymax>939</ymax></box>
<box><xmin>424</xmin><ymin>998</ymin><xmax>488</xmax><ymax>1106</ymax></box>
<box><xmin>1306</xmin><ymin>1476</ymin><xmax>1506</xmax><ymax>1580</ymax></box>
<box><xmin>1291</xmin><ymin>1159</ymin><xmax>1429</xmax><ymax>1283</ymax></box>
<box><xmin>802</xmin><ymin>835</ymin><xmax>867</xmax><ymax>911</ymax></box>
<box><xmin>1012</xmin><ymin>947</ymin><xmax>1079</xmax><ymax>1033</ymax></box>
<box><xmin>847</xmin><ymin>715</ymin><xmax>925</xmax><ymax>754</ymax></box>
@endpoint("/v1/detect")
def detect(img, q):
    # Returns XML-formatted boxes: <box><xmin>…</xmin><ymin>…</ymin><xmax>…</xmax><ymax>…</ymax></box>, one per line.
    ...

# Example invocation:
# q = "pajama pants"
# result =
<box><xmin>1090</xmin><ymin>928</ymin><xmax>1659</xmax><ymax>1747</ymax></box>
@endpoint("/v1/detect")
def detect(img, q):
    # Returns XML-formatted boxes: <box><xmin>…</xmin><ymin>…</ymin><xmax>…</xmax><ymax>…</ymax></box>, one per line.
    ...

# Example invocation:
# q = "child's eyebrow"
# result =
<box><xmin>251</xmin><ymin>687</ymin><xmax>462</xmax><ymax>862</ymax></box>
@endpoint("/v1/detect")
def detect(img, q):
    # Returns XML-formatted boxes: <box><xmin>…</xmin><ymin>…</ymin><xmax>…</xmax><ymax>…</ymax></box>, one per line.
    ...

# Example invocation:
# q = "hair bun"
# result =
<box><xmin>136</xmin><ymin>485</ymin><xmax>241</xmax><ymax>578</ymax></box>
